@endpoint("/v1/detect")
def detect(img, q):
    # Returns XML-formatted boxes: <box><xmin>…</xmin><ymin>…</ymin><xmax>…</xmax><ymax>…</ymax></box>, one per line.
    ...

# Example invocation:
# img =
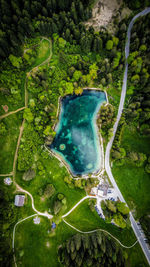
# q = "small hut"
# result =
<box><xmin>2</xmin><ymin>105</ymin><xmax>8</xmax><ymax>113</ymax></box>
<box><xmin>33</xmin><ymin>216</ymin><xmax>41</xmax><ymax>224</ymax></box>
<box><xmin>4</xmin><ymin>177</ymin><xmax>12</xmax><ymax>185</ymax></box>
<box><xmin>14</xmin><ymin>195</ymin><xmax>25</xmax><ymax>207</ymax></box>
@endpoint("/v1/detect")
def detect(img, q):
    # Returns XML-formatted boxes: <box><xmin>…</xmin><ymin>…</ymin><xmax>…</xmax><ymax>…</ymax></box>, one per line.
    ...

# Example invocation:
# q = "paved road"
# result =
<box><xmin>105</xmin><ymin>7</ymin><xmax>150</xmax><ymax>265</ymax></box>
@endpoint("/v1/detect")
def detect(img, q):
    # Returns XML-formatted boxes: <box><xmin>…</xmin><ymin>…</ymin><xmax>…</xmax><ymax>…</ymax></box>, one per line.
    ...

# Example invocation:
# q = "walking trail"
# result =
<box><xmin>13</xmin><ymin>214</ymin><xmax>37</xmax><ymax>267</ymax></box>
<box><xmin>63</xmin><ymin>219</ymin><xmax>138</xmax><ymax>249</ymax></box>
<box><xmin>11</xmin><ymin>37</ymin><xmax>53</xmax><ymax>266</ymax></box>
<box><xmin>12</xmin><ymin>37</ymin><xmax>53</xmax><ymax>215</ymax></box>
<box><xmin>0</xmin><ymin>172</ymin><xmax>13</xmax><ymax>177</ymax></box>
<box><xmin>0</xmin><ymin>107</ymin><xmax>25</xmax><ymax>120</ymax></box>
<box><xmin>62</xmin><ymin>195</ymin><xmax>138</xmax><ymax>249</ymax></box>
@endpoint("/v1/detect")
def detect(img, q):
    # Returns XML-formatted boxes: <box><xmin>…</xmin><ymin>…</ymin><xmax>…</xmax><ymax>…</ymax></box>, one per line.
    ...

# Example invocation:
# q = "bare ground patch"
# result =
<box><xmin>85</xmin><ymin>0</ymin><xmax>131</xmax><ymax>33</ymax></box>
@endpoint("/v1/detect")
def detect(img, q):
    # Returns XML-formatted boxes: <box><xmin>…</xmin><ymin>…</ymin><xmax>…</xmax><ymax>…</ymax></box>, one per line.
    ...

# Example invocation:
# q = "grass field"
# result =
<box><xmin>37</xmin><ymin>39</ymin><xmax>50</xmax><ymax>60</ymax></box>
<box><xmin>112</xmin><ymin>126</ymin><xmax>150</xmax><ymax>219</ymax></box>
<box><xmin>0</xmin><ymin>94</ymin><xmax>24</xmax><ymax>116</ymax></box>
<box><xmin>0</xmin><ymin>112</ymin><xmax>23</xmax><ymax>174</ymax></box>
<box><xmin>15</xmin><ymin>217</ymin><xmax>76</xmax><ymax>267</ymax></box>
<box><xmin>121</xmin><ymin>126</ymin><xmax>150</xmax><ymax>154</ymax></box>
<box><xmin>14</xmin><ymin>197</ymin><xmax>148</xmax><ymax>267</ymax></box>
<box><xmin>24</xmin><ymin>38</ymin><xmax>51</xmax><ymax>70</ymax></box>
<box><xmin>15</xmin><ymin>154</ymin><xmax>85</xmax><ymax>213</ymax></box>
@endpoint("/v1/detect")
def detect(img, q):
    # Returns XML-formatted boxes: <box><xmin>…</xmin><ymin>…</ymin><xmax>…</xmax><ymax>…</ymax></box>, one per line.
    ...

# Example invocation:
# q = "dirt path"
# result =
<box><xmin>13</xmin><ymin>214</ymin><xmax>37</xmax><ymax>267</ymax></box>
<box><xmin>0</xmin><ymin>172</ymin><xmax>13</xmax><ymax>177</ymax></box>
<box><xmin>11</xmin><ymin>38</ymin><xmax>53</xmax><ymax>181</ymax></box>
<box><xmin>62</xmin><ymin>195</ymin><xmax>97</xmax><ymax>218</ymax></box>
<box><xmin>0</xmin><ymin>107</ymin><xmax>25</xmax><ymax>120</ymax></box>
<box><xmin>12</xmin><ymin>38</ymin><xmax>53</xmax><ymax>267</ymax></box>
<box><xmin>63</xmin><ymin>219</ymin><xmax>138</xmax><ymax>249</ymax></box>
<box><xmin>13</xmin><ymin>38</ymin><xmax>53</xmax><ymax>198</ymax></box>
<box><xmin>13</xmin><ymin>119</ymin><xmax>25</xmax><ymax>179</ymax></box>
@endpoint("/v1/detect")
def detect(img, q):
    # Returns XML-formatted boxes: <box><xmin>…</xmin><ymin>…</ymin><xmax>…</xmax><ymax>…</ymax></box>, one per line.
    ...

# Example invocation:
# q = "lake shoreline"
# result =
<box><xmin>46</xmin><ymin>88</ymin><xmax>108</xmax><ymax>178</ymax></box>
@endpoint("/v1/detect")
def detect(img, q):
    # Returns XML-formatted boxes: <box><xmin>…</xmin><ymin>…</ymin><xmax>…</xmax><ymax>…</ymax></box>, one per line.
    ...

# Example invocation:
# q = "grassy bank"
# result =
<box><xmin>112</xmin><ymin>126</ymin><xmax>150</xmax><ymax>218</ymax></box>
<box><xmin>0</xmin><ymin>112</ymin><xmax>23</xmax><ymax>174</ymax></box>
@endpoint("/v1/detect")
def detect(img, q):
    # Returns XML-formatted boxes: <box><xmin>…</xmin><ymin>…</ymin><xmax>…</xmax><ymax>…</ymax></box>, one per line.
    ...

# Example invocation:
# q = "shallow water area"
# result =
<box><xmin>50</xmin><ymin>90</ymin><xmax>106</xmax><ymax>176</ymax></box>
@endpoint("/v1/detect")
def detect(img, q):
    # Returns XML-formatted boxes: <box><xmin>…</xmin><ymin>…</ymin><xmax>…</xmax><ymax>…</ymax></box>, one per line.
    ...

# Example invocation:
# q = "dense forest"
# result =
<box><xmin>0</xmin><ymin>0</ymin><xmax>93</xmax><ymax>58</ymax></box>
<box><xmin>58</xmin><ymin>231</ymin><xmax>127</xmax><ymax>267</ymax></box>
<box><xmin>124</xmin><ymin>0</ymin><xmax>150</xmax><ymax>10</ymax></box>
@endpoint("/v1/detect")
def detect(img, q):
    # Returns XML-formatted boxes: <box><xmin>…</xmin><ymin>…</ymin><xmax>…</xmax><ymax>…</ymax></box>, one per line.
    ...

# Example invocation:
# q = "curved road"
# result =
<box><xmin>105</xmin><ymin>7</ymin><xmax>150</xmax><ymax>265</ymax></box>
<box><xmin>62</xmin><ymin>195</ymin><xmax>97</xmax><ymax>218</ymax></box>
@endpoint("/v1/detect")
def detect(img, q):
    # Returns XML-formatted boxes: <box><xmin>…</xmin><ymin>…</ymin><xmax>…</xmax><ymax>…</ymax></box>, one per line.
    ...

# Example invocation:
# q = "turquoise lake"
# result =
<box><xmin>50</xmin><ymin>90</ymin><xmax>106</xmax><ymax>176</ymax></box>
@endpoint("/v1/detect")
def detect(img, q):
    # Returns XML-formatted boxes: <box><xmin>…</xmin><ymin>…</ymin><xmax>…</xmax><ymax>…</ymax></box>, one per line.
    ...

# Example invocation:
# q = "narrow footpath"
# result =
<box><xmin>0</xmin><ymin>107</ymin><xmax>25</xmax><ymax>120</ymax></box>
<box><xmin>12</xmin><ymin>38</ymin><xmax>53</xmax><ymax>267</ymax></box>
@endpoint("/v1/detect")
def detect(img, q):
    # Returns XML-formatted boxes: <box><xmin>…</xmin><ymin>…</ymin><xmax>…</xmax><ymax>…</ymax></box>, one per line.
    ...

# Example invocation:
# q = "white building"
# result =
<box><xmin>97</xmin><ymin>183</ymin><xmax>109</xmax><ymax>197</ymax></box>
<box><xmin>4</xmin><ymin>177</ymin><xmax>12</xmax><ymax>185</ymax></box>
<box><xmin>91</xmin><ymin>187</ymin><xmax>97</xmax><ymax>195</ymax></box>
<box><xmin>14</xmin><ymin>195</ymin><xmax>25</xmax><ymax>207</ymax></box>
<box><xmin>33</xmin><ymin>216</ymin><xmax>41</xmax><ymax>224</ymax></box>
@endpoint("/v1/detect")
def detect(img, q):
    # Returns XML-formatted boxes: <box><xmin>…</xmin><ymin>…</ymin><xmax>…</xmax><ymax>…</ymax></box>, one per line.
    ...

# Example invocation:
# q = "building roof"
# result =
<box><xmin>4</xmin><ymin>177</ymin><xmax>12</xmax><ymax>185</ymax></box>
<box><xmin>33</xmin><ymin>216</ymin><xmax>40</xmax><ymax>224</ymax></box>
<box><xmin>91</xmin><ymin>187</ymin><xmax>97</xmax><ymax>195</ymax></box>
<box><xmin>2</xmin><ymin>105</ymin><xmax>8</xmax><ymax>113</ymax></box>
<box><xmin>14</xmin><ymin>195</ymin><xmax>25</xmax><ymax>206</ymax></box>
<box><xmin>98</xmin><ymin>184</ymin><xmax>109</xmax><ymax>196</ymax></box>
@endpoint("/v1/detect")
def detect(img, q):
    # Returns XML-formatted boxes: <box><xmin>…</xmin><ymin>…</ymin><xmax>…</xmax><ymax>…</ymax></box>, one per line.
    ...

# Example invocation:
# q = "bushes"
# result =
<box><xmin>106</xmin><ymin>40</ymin><xmax>113</xmax><ymax>50</ymax></box>
<box><xmin>97</xmin><ymin>104</ymin><xmax>116</xmax><ymax>139</ymax></box>
<box><xmin>128</xmin><ymin>152</ymin><xmax>147</xmax><ymax>167</ymax></box>
<box><xmin>44</xmin><ymin>184</ymin><xmax>55</xmax><ymax>198</ymax></box>
<box><xmin>53</xmin><ymin>193</ymin><xmax>67</xmax><ymax>215</ymax></box>
<box><xmin>101</xmin><ymin>200</ymin><xmax>130</xmax><ymax>229</ymax></box>
<box><xmin>54</xmin><ymin>200</ymin><xmax>62</xmax><ymax>215</ymax></box>
<box><xmin>0</xmin><ymin>122</ymin><xmax>7</xmax><ymax>135</ymax></box>
<box><xmin>18</xmin><ymin>123</ymin><xmax>43</xmax><ymax>171</ymax></box>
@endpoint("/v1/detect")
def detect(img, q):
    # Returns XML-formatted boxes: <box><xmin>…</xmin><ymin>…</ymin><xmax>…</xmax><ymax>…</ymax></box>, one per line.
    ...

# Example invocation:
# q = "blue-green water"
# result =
<box><xmin>50</xmin><ymin>90</ymin><xmax>106</xmax><ymax>176</ymax></box>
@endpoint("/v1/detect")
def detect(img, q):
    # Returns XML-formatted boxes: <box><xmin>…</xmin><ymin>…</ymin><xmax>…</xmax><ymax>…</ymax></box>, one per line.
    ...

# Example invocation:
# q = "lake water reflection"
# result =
<box><xmin>50</xmin><ymin>90</ymin><xmax>106</xmax><ymax>176</ymax></box>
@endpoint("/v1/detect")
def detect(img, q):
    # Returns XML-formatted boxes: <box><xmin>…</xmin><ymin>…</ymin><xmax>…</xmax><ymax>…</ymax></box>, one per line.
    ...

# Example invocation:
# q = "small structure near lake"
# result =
<box><xmin>91</xmin><ymin>187</ymin><xmax>97</xmax><ymax>196</ymax></box>
<box><xmin>2</xmin><ymin>105</ymin><xmax>9</xmax><ymax>113</ymax></box>
<box><xmin>33</xmin><ymin>216</ymin><xmax>41</xmax><ymax>224</ymax></box>
<box><xmin>4</xmin><ymin>177</ymin><xmax>12</xmax><ymax>185</ymax></box>
<box><xmin>14</xmin><ymin>195</ymin><xmax>25</xmax><ymax>207</ymax></box>
<box><xmin>51</xmin><ymin>222</ymin><xmax>56</xmax><ymax>230</ymax></box>
<box><xmin>98</xmin><ymin>183</ymin><xmax>109</xmax><ymax>197</ymax></box>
